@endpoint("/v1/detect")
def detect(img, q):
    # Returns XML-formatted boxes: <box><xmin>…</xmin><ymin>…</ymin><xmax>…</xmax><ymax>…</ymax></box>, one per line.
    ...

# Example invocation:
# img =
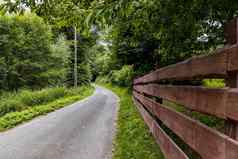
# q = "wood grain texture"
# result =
<box><xmin>226</xmin><ymin>138</ymin><xmax>238</xmax><ymax>159</ymax></box>
<box><xmin>227</xmin><ymin>44</ymin><xmax>238</xmax><ymax>71</ymax></box>
<box><xmin>133</xmin><ymin>48</ymin><xmax>230</xmax><ymax>84</ymax></box>
<box><xmin>134</xmin><ymin>94</ymin><xmax>238</xmax><ymax>159</ymax></box>
<box><xmin>133</xmin><ymin>91</ymin><xmax>154</xmax><ymax>113</ymax></box>
<box><xmin>133</xmin><ymin>97</ymin><xmax>154</xmax><ymax>131</ymax></box>
<box><xmin>225</xmin><ymin>18</ymin><xmax>238</xmax><ymax>45</ymax></box>
<box><xmin>153</xmin><ymin>122</ymin><xmax>189</xmax><ymax>159</ymax></box>
<box><xmin>133</xmin><ymin>45</ymin><xmax>238</xmax><ymax>84</ymax></box>
<box><xmin>226</xmin><ymin>88</ymin><xmax>238</xmax><ymax>122</ymax></box>
<box><xmin>134</xmin><ymin>84</ymin><xmax>228</xmax><ymax>119</ymax></box>
<box><xmin>132</xmin><ymin>18</ymin><xmax>238</xmax><ymax>158</ymax></box>
<box><xmin>133</xmin><ymin>97</ymin><xmax>189</xmax><ymax>159</ymax></box>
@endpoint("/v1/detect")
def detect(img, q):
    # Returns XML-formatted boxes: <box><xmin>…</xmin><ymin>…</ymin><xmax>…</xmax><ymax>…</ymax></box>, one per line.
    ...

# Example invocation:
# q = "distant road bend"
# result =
<box><xmin>0</xmin><ymin>86</ymin><xmax>118</xmax><ymax>159</ymax></box>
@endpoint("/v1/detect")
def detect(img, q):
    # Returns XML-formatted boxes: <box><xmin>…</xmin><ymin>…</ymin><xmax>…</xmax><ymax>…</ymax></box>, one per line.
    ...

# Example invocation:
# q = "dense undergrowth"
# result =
<box><xmin>0</xmin><ymin>86</ymin><xmax>94</xmax><ymax>131</ymax></box>
<box><xmin>98</xmin><ymin>82</ymin><xmax>164</xmax><ymax>159</ymax></box>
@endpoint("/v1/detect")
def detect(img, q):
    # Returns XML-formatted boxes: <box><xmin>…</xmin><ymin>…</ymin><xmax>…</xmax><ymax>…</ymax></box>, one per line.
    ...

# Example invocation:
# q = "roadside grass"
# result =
<box><xmin>0</xmin><ymin>86</ymin><xmax>92</xmax><ymax>117</ymax></box>
<box><xmin>99</xmin><ymin>83</ymin><xmax>164</xmax><ymax>159</ymax></box>
<box><xmin>0</xmin><ymin>86</ymin><xmax>94</xmax><ymax>132</ymax></box>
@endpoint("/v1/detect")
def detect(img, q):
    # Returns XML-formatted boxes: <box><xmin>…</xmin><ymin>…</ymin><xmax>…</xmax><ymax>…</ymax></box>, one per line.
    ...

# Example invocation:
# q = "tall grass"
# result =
<box><xmin>0</xmin><ymin>86</ymin><xmax>92</xmax><ymax>117</ymax></box>
<box><xmin>0</xmin><ymin>86</ymin><xmax>94</xmax><ymax>131</ymax></box>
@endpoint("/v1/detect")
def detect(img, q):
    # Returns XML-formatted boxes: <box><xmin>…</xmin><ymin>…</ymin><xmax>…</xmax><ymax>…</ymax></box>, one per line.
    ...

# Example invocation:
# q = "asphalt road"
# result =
<box><xmin>0</xmin><ymin>86</ymin><xmax>119</xmax><ymax>159</ymax></box>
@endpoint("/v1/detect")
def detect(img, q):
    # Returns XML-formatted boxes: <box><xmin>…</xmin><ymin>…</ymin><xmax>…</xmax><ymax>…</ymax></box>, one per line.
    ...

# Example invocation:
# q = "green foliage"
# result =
<box><xmin>90</xmin><ymin>45</ymin><xmax>114</xmax><ymax>78</ymax></box>
<box><xmin>96</xmin><ymin>75</ymin><xmax>112</xmax><ymax>84</ymax></box>
<box><xmin>96</xmin><ymin>65</ymin><xmax>134</xmax><ymax>87</ymax></box>
<box><xmin>46</xmin><ymin>35</ymin><xmax>71</xmax><ymax>86</ymax></box>
<box><xmin>202</xmin><ymin>79</ymin><xmax>225</xmax><ymax>88</ymax></box>
<box><xmin>84</xmin><ymin>0</ymin><xmax>238</xmax><ymax>76</ymax></box>
<box><xmin>63</xmin><ymin>29</ymin><xmax>96</xmax><ymax>86</ymax></box>
<box><xmin>111</xmin><ymin>65</ymin><xmax>134</xmax><ymax>87</ymax></box>
<box><xmin>0</xmin><ymin>86</ymin><xmax>93</xmax><ymax>117</ymax></box>
<box><xmin>0</xmin><ymin>13</ymin><xmax>71</xmax><ymax>90</ymax></box>
<box><xmin>0</xmin><ymin>13</ymin><xmax>50</xmax><ymax>90</ymax></box>
<box><xmin>2</xmin><ymin>0</ymin><xmax>238</xmax><ymax>78</ymax></box>
<box><xmin>0</xmin><ymin>85</ymin><xmax>94</xmax><ymax>131</ymax></box>
<box><xmin>98</xmin><ymin>83</ymin><xmax>164</xmax><ymax>159</ymax></box>
<box><xmin>77</xmin><ymin>63</ymin><xmax>92</xmax><ymax>85</ymax></box>
<box><xmin>0</xmin><ymin>14</ymin><xmax>69</xmax><ymax>90</ymax></box>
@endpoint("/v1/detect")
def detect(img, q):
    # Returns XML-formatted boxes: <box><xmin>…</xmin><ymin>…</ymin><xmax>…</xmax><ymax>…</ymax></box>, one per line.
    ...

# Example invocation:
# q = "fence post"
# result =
<box><xmin>225</xmin><ymin>17</ymin><xmax>238</xmax><ymax>140</ymax></box>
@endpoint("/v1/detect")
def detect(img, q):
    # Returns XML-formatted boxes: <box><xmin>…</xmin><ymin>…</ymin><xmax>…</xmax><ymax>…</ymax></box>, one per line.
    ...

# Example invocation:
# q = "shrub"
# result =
<box><xmin>111</xmin><ymin>65</ymin><xmax>134</xmax><ymax>87</ymax></box>
<box><xmin>96</xmin><ymin>75</ymin><xmax>112</xmax><ymax>84</ymax></box>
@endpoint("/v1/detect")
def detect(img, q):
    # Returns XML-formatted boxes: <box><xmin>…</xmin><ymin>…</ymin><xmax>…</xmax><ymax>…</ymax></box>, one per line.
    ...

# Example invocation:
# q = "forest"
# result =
<box><xmin>0</xmin><ymin>0</ymin><xmax>238</xmax><ymax>90</ymax></box>
<box><xmin>0</xmin><ymin>0</ymin><xmax>238</xmax><ymax>158</ymax></box>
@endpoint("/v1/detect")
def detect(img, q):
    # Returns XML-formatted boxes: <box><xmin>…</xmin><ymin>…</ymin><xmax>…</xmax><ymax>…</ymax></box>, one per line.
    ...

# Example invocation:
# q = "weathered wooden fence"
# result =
<box><xmin>132</xmin><ymin>18</ymin><xmax>238</xmax><ymax>159</ymax></box>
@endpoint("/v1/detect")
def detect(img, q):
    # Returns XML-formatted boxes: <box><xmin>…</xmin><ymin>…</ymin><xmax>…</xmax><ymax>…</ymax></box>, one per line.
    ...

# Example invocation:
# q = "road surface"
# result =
<box><xmin>0</xmin><ymin>86</ymin><xmax>118</xmax><ymax>159</ymax></box>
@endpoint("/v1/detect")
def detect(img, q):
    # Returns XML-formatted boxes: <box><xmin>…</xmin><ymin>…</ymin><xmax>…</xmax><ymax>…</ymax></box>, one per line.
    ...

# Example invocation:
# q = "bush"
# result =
<box><xmin>111</xmin><ymin>65</ymin><xmax>134</xmax><ymax>87</ymax></box>
<box><xmin>96</xmin><ymin>75</ymin><xmax>112</xmax><ymax>84</ymax></box>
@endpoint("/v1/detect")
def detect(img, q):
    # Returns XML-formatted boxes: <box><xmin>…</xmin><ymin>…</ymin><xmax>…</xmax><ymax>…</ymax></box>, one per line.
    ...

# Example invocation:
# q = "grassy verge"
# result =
<box><xmin>99</xmin><ymin>83</ymin><xmax>164</xmax><ymax>159</ymax></box>
<box><xmin>0</xmin><ymin>86</ymin><xmax>94</xmax><ymax>131</ymax></box>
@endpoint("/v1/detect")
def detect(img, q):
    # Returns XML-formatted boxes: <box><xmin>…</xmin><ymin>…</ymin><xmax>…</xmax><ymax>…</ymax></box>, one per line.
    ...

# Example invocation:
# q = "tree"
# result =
<box><xmin>2</xmin><ymin>0</ymin><xmax>238</xmax><ymax>76</ymax></box>
<box><xmin>0</xmin><ymin>13</ymin><xmax>71</xmax><ymax>90</ymax></box>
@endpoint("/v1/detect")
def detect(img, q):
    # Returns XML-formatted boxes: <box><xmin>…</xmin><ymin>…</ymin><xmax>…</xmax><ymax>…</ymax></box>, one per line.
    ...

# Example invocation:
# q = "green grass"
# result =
<box><xmin>0</xmin><ymin>86</ymin><xmax>93</xmax><ymax>117</ymax></box>
<box><xmin>0</xmin><ymin>86</ymin><xmax>94</xmax><ymax>131</ymax></box>
<box><xmin>99</xmin><ymin>83</ymin><xmax>164</xmax><ymax>159</ymax></box>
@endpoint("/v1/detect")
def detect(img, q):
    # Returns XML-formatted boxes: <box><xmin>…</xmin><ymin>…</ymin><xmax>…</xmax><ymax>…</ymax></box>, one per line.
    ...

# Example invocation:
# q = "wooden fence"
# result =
<box><xmin>132</xmin><ymin>18</ymin><xmax>238</xmax><ymax>159</ymax></box>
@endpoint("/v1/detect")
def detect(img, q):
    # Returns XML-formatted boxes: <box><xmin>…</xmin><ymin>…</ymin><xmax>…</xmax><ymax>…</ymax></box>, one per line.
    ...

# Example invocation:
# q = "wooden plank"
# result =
<box><xmin>133</xmin><ymin>97</ymin><xmax>189</xmax><ymax>159</ymax></box>
<box><xmin>226</xmin><ymin>138</ymin><xmax>238</xmax><ymax>159</ymax></box>
<box><xmin>226</xmin><ymin>88</ymin><xmax>238</xmax><ymax>137</ymax></box>
<box><xmin>134</xmin><ymin>84</ymin><xmax>227</xmax><ymax>119</ymax></box>
<box><xmin>133</xmin><ymin>91</ymin><xmax>154</xmax><ymax>113</ymax></box>
<box><xmin>157</xmin><ymin>49</ymin><xmax>227</xmax><ymax>80</ymax></box>
<box><xmin>227</xmin><ymin>44</ymin><xmax>238</xmax><ymax>72</ymax></box>
<box><xmin>133</xmin><ymin>97</ymin><xmax>154</xmax><ymax>131</ymax></box>
<box><xmin>134</xmin><ymin>94</ymin><xmax>238</xmax><ymax>159</ymax></box>
<box><xmin>225</xmin><ymin>18</ymin><xmax>238</xmax><ymax>45</ymax></box>
<box><xmin>133</xmin><ymin>47</ymin><xmax>232</xmax><ymax>84</ymax></box>
<box><xmin>225</xmin><ymin>18</ymin><xmax>238</xmax><ymax>141</ymax></box>
<box><xmin>153</xmin><ymin>122</ymin><xmax>189</xmax><ymax>159</ymax></box>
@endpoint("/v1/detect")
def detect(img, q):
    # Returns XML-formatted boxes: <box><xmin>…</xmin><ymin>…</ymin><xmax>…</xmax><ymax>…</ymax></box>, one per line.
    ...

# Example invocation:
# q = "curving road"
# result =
<box><xmin>0</xmin><ymin>86</ymin><xmax>119</xmax><ymax>159</ymax></box>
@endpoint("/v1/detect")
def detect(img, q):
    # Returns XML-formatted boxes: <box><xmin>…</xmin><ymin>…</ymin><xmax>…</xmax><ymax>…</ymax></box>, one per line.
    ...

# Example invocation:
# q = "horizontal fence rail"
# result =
<box><xmin>134</xmin><ymin>45</ymin><xmax>238</xmax><ymax>84</ymax></box>
<box><xmin>132</xmin><ymin>18</ymin><xmax>238</xmax><ymax>159</ymax></box>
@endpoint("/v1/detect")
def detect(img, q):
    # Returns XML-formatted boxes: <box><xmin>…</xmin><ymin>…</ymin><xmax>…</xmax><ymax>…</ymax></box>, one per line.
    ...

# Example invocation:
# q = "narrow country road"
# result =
<box><xmin>0</xmin><ymin>86</ymin><xmax>119</xmax><ymax>159</ymax></box>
